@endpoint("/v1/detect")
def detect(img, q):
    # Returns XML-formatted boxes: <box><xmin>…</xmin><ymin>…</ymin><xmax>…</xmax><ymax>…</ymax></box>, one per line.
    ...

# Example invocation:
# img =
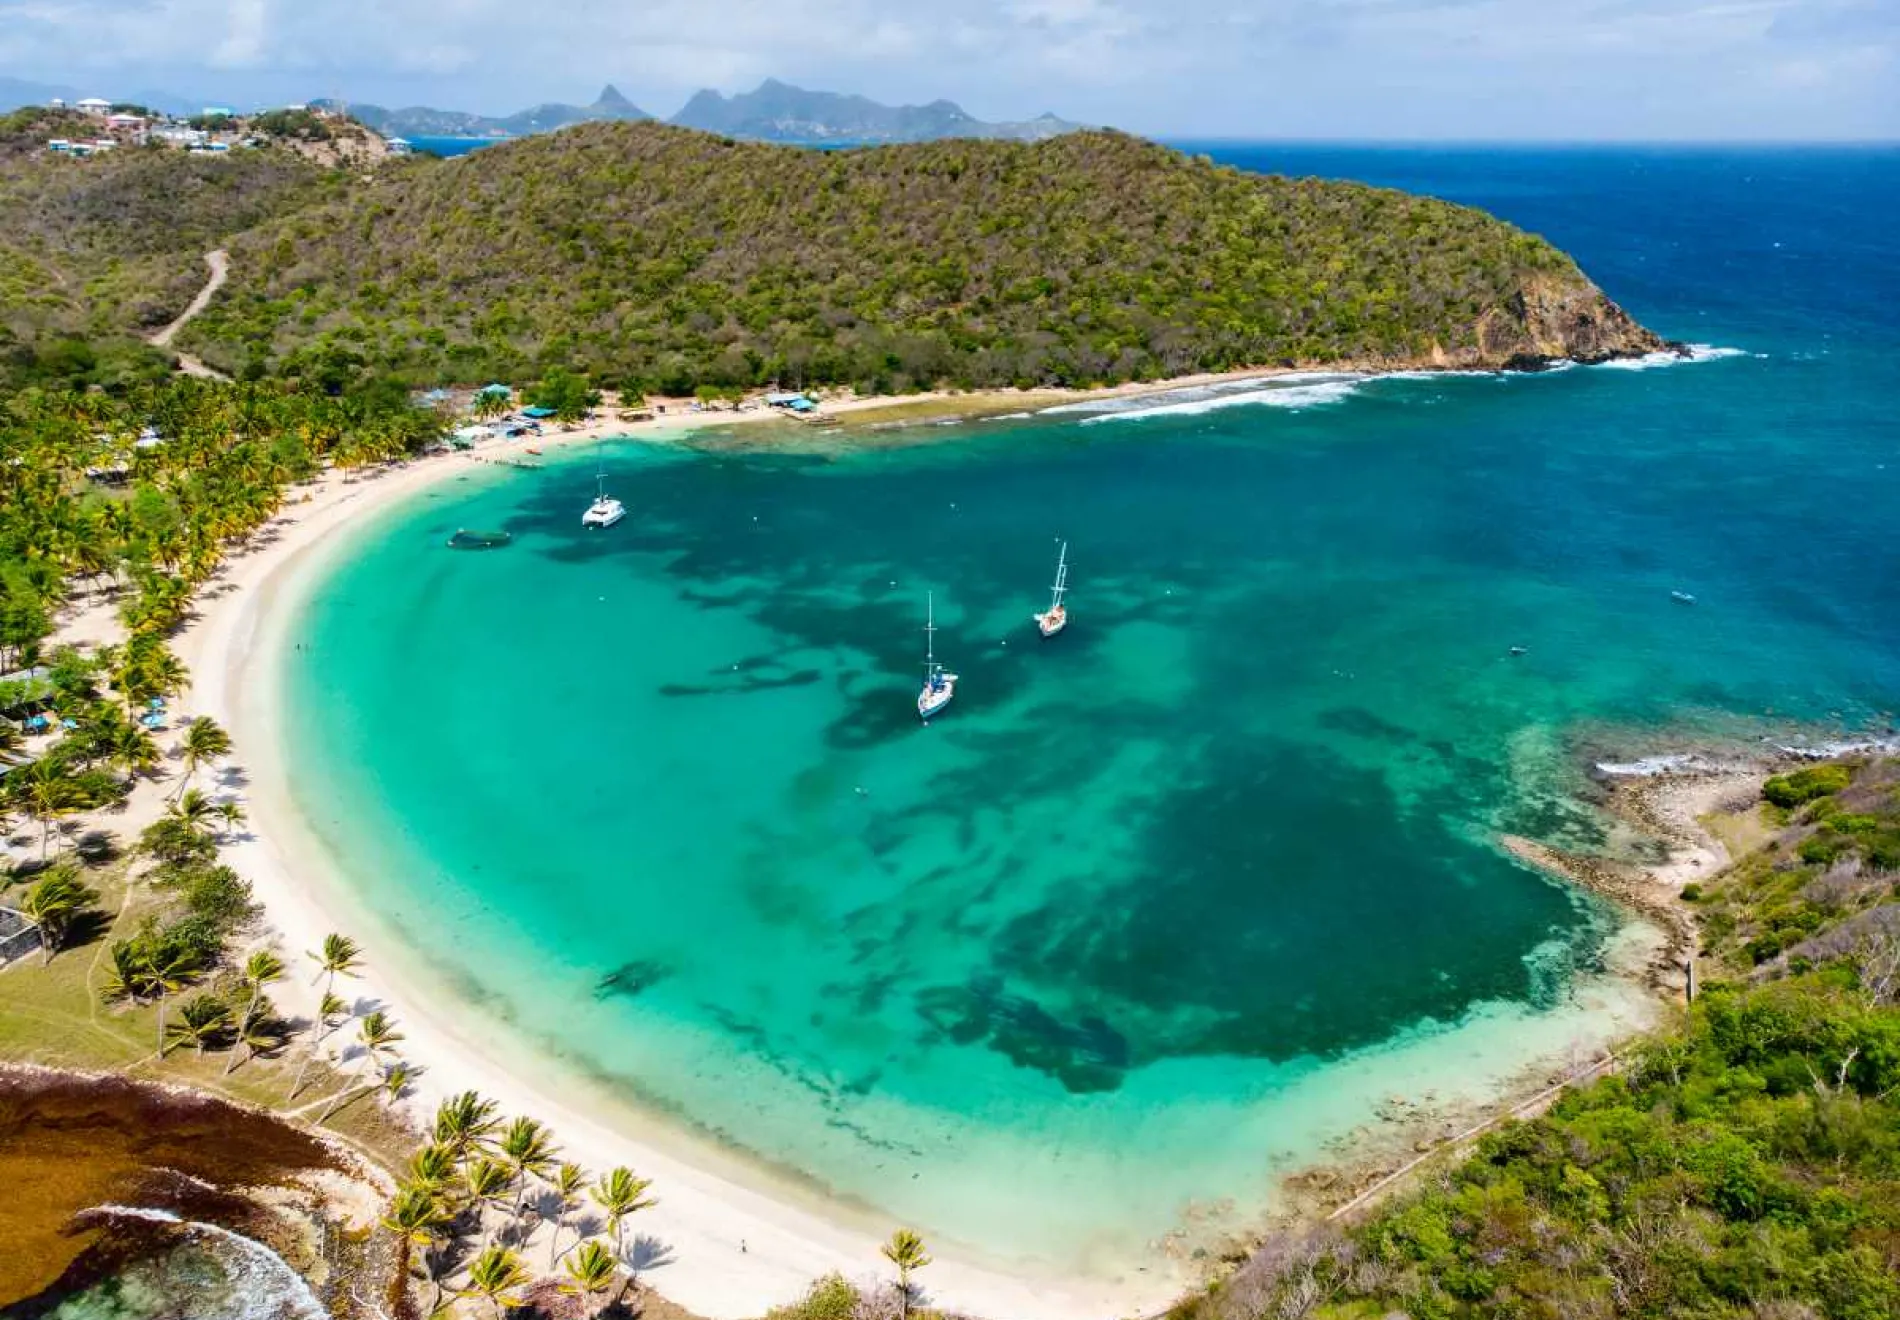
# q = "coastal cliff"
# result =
<box><xmin>1476</xmin><ymin>272</ymin><xmax>1666</xmax><ymax>367</ymax></box>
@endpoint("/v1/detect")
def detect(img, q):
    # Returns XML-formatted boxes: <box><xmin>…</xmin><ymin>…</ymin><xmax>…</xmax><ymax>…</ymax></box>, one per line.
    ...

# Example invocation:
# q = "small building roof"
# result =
<box><xmin>764</xmin><ymin>391</ymin><xmax>806</xmax><ymax>405</ymax></box>
<box><xmin>520</xmin><ymin>406</ymin><xmax>556</xmax><ymax>418</ymax></box>
<box><xmin>477</xmin><ymin>383</ymin><xmax>513</xmax><ymax>397</ymax></box>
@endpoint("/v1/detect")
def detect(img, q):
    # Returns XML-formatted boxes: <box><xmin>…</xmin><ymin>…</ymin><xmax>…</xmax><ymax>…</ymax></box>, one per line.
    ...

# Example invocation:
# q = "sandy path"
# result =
<box><xmin>137</xmin><ymin>432</ymin><xmax>1169</xmax><ymax>1320</ymax></box>
<box><xmin>147</xmin><ymin>249</ymin><xmax>231</xmax><ymax>381</ymax></box>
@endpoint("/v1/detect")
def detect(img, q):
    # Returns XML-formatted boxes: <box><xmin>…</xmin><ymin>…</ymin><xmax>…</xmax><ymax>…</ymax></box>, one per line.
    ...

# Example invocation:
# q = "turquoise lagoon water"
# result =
<box><xmin>281</xmin><ymin>148</ymin><xmax>1899</xmax><ymax>1273</ymax></box>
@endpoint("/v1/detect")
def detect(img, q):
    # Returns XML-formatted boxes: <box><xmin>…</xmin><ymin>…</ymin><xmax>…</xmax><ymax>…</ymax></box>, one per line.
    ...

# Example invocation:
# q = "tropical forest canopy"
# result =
<box><xmin>1</xmin><ymin>113</ymin><xmax>1654</xmax><ymax>396</ymax></box>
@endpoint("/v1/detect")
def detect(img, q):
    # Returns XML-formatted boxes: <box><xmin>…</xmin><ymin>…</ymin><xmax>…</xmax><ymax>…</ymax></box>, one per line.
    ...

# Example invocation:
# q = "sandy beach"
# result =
<box><xmin>128</xmin><ymin>412</ymin><xmax>1186</xmax><ymax>1320</ymax></box>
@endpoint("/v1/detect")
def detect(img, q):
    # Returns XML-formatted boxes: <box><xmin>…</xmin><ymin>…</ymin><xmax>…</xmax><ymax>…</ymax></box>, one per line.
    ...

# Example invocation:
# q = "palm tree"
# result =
<box><xmin>498</xmin><ymin>1115</ymin><xmax>559</xmax><ymax>1224</ymax></box>
<box><xmin>380</xmin><ymin>1060</ymin><xmax>414</xmax><ymax>1107</ymax></box>
<box><xmin>225</xmin><ymin>996</ymin><xmax>284</xmax><ymax>1074</ymax></box>
<box><xmin>591</xmin><ymin>1167</ymin><xmax>657</xmax><ymax>1260</ymax></box>
<box><xmin>167</xmin><ymin>787</ymin><xmax>218</xmax><ymax>835</ymax></box>
<box><xmin>309</xmin><ymin>931</ymin><xmax>362</xmax><ymax>993</ymax></box>
<box><xmin>237</xmin><ymin>949</ymin><xmax>286</xmax><ymax>1025</ymax></box>
<box><xmin>463</xmin><ymin>1157</ymin><xmax>516</xmax><ymax>1243</ymax></box>
<box><xmin>559</xmin><ymin>1238</ymin><xmax>622</xmax><ymax>1319</ymax></box>
<box><xmin>16</xmin><ymin>866</ymin><xmax>99</xmax><ymax>962</ymax></box>
<box><xmin>320</xmin><ymin>1009</ymin><xmax>402</xmax><ymax>1121</ymax></box>
<box><xmin>224</xmin><ymin>949</ymin><xmax>286</xmax><ymax>1071</ymax></box>
<box><xmin>163</xmin><ymin>993</ymin><xmax>232</xmax><ymax>1056</ymax></box>
<box><xmin>381</xmin><ymin>1183</ymin><xmax>451</xmax><ymax>1318</ymax></box>
<box><xmin>882</xmin><ymin>1229</ymin><xmax>933</xmax><ymax>1320</ymax></box>
<box><xmin>143</xmin><ymin>944</ymin><xmax>199</xmax><ymax>1056</ymax></box>
<box><xmin>406</xmin><ymin>1142</ymin><xmax>461</xmax><ymax>1197</ymax></box>
<box><xmin>432</xmin><ymin>1090</ymin><xmax>501</xmax><ymax>1159</ymax></box>
<box><xmin>458</xmin><ymin>1244</ymin><xmax>530</xmax><ymax>1320</ymax></box>
<box><xmin>213</xmin><ymin>798</ymin><xmax>246</xmax><ymax>839</ymax></box>
<box><xmin>287</xmin><ymin>989</ymin><xmax>349</xmax><ymax>1101</ymax></box>
<box><xmin>99</xmin><ymin>941</ymin><xmax>146</xmax><ymax>1003</ymax></box>
<box><xmin>16</xmin><ymin>760</ymin><xmax>84</xmax><ymax>857</ymax></box>
<box><xmin>174</xmin><ymin>715</ymin><xmax>231</xmax><ymax>797</ymax></box>
<box><xmin>108</xmin><ymin>720</ymin><xmax>161</xmax><ymax>783</ymax></box>
<box><xmin>547</xmin><ymin>1161</ymin><xmax>587</xmax><ymax>1267</ymax></box>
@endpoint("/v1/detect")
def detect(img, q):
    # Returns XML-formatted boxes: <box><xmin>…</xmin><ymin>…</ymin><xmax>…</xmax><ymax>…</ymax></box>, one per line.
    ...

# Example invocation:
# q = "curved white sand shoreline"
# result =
<box><xmin>169</xmin><ymin>427</ymin><xmax>1173</xmax><ymax>1320</ymax></box>
<box><xmin>139</xmin><ymin>392</ymin><xmax>1701</xmax><ymax>1320</ymax></box>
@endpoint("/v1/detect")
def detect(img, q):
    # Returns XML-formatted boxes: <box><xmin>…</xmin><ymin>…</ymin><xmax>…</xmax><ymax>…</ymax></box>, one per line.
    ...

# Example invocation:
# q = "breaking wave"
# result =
<box><xmin>74</xmin><ymin>1205</ymin><xmax>328</xmax><ymax>1320</ymax></box>
<box><xmin>1591</xmin><ymin>343</ymin><xmax>1748</xmax><ymax>371</ymax></box>
<box><xmin>1034</xmin><ymin>345</ymin><xmax>1751</xmax><ymax>427</ymax></box>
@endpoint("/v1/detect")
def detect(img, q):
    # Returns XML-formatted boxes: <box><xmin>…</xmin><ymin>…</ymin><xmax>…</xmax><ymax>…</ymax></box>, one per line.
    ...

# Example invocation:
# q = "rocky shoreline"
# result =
<box><xmin>0</xmin><ymin>1064</ymin><xmax>394</xmax><ymax>1319</ymax></box>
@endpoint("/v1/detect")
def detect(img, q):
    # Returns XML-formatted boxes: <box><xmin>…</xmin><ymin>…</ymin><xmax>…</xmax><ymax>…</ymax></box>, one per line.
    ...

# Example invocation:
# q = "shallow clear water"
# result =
<box><xmin>283</xmin><ymin>146</ymin><xmax>1899</xmax><ymax>1273</ymax></box>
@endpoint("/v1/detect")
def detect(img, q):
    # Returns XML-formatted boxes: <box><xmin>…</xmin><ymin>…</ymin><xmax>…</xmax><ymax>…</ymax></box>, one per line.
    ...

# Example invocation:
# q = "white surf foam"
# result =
<box><xmin>81</xmin><ymin>1205</ymin><xmax>329</xmax><ymax>1320</ymax></box>
<box><xmin>1077</xmin><ymin>377</ymin><xmax>1363</xmax><ymax>424</ymax></box>
<box><xmin>1593</xmin><ymin>343</ymin><xmax>1748</xmax><ymax>371</ymax></box>
<box><xmin>1037</xmin><ymin>371</ymin><xmax>1347</xmax><ymax>417</ymax></box>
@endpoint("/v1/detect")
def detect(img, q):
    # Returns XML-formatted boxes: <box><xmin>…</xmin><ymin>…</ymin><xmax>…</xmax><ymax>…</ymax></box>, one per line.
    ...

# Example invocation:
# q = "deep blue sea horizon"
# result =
<box><xmin>281</xmin><ymin>142</ymin><xmax>1899</xmax><ymax>1283</ymax></box>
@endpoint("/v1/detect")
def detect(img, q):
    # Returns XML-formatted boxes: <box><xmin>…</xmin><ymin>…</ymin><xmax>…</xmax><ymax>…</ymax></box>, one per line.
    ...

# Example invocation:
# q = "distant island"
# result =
<box><xmin>320</xmin><ymin>84</ymin><xmax>654</xmax><ymax>142</ymax></box>
<box><xmin>324</xmin><ymin>78</ymin><xmax>1083</xmax><ymax>147</ymax></box>
<box><xmin>669</xmin><ymin>78</ymin><xmax>1080</xmax><ymax>144</ymax></box>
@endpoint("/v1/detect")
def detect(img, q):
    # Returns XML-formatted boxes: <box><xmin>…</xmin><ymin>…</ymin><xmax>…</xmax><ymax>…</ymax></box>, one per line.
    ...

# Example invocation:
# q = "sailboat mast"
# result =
<box><xmin>925</xmin><ymin>591</ymin><xmax>936</xmax><ymax>674</ymax></box>
<box><xmin>1050</xmin><ymin>542</ymin><xmax>1069</xmax><ymax>609</ymax></box>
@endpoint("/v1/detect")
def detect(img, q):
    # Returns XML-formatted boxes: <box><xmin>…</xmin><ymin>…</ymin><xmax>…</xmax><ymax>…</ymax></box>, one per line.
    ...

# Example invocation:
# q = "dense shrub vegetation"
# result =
<box><xmin>0</xmin><ymin>108</ymin><xmax>338</xmax><ymax>373</ymax></box>
<box><xmin>180</xmin><ymin>123</ymin><xmax>1653</xmax><ymax>391</ymax></box>
<box><xmin>1177</xmin><ymin>758</ymin><xmax>1900</xmax><ymax>1320</ymax></box>
<box><xmin>2</xmin><ymin>112</ymin><xmax>1655</xmax><ymax>395</ymax></box>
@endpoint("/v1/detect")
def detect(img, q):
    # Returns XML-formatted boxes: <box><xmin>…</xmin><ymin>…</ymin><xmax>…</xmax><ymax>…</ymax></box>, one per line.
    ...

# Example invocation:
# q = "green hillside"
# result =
<box><xmin>178</xmin><ymin>123</ymin><xmax>1660</xmax><ymax>391</ymax></box>
<box><xmin>0</xmin><ymin>108</ymin><xmax>339</xmax><ymax>388</ymax></box>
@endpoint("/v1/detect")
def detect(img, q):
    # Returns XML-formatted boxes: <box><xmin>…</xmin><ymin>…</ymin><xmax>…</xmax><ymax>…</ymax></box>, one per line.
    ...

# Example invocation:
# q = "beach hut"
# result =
<box><xmin>477</xmin><ymin>383</ymin><xmax>513</xmax><ymax>400</ymax></box>
<box><xmin>764</xmin><ymin>391</ymin><xmax>805</xmax><ymax>407</ymax></box>
<box><xmin>787</xmin><ymin>397</ymin><xmax>818</xmax><ymax>414</ymax></box>
<box><xmin>520</xmin><ymin>406</ymin><xmax>556</xmax><ymax>419</ymax></box>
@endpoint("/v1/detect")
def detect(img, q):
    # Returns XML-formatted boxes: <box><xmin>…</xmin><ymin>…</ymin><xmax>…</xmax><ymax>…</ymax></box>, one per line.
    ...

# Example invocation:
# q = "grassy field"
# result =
<box><xmin>0</xmin><ymin>853</ymin><xmax>417</xmax><ymax>1169</ymax></box>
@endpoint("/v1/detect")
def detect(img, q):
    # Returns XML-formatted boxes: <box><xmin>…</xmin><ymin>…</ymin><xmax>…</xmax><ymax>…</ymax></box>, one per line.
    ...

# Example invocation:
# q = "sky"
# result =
<box><xmin>0</xmin><ymin>0</ymin><xmax>1895</xmax><ymax>139</ymax></box>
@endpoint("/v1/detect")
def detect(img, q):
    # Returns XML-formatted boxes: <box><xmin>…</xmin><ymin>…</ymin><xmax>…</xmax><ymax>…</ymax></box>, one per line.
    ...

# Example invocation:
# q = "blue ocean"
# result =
<box><xmin>281</xmin><ymin>145</ymin><xmax>1900</xmax><ymax>1285</ymax></box>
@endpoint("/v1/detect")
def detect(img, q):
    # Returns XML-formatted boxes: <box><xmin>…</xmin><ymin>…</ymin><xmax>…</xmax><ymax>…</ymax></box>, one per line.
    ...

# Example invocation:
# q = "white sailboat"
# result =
<box><xmin>581</xmin><ymin>470</ymin><xmax>625</xmax><ymax>528</ymax></box>
<box><xmin>1034</xmin><ymin>541</ymin><xmax>1070</xmax><ymax>638</ymax></box>
<box><xmin>917</xmin><ymin>591</ymin><xmax>958</xmax><ymax>721</ymax></box>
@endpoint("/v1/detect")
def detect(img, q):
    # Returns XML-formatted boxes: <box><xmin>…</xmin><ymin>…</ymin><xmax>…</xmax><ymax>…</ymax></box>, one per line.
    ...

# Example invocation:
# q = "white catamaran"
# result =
<box><xmin>1034</xmin><ymin>541</ymin><xmax>1070</xmax><ymax>638</ymax></box>
<box><xmin>917</xmin><ymin>591</ymin><xmax>958</xmax><ymax>721</ymax></box>
<box><xmin>581</xmin><ymin>471</ymin><xmax>626</xmax><ymax>528</ymax></box>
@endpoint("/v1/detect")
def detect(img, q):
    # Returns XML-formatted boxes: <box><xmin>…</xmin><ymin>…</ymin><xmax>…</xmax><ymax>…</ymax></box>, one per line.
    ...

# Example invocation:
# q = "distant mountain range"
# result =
<box><xmin>322</xmin><ymin>79</ymin><xmax>1081</xmax><ymax>146</ymax></box>
<box><xmin>323</xmin><ymin>85</ymin><xmax>651</xmax><ymax>140</ymax></box>
<box><xmin>670</xmin><ymin>79</ymin><xmax>1078</xmax><ymax>144</ymax></box>
<box><xmin>3</xmin><ymin>74</ymin><xmax>1084</xmax><ymax>146</ymax></box>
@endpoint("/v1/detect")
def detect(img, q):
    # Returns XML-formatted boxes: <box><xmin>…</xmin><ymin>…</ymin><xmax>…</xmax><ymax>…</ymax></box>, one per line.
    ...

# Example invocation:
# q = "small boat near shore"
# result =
<box><xmin>1034</xmin><ymin>541</ymin><xmax>1070</xmax><ymax>638</ymax></box>
<box><xmin>917</xmin><ymin>592</ymin><xmax>957</xmax><ymax>721</ymax></box>
<box><xmin>1671</xmin><ymin>590</ymin><xmax>1697</xmax><ymax>605</ymax></box>
<box><xmin>582</xmin><ymin>472</ymin><xmax>625</xmax><ymax>528</ymax></box>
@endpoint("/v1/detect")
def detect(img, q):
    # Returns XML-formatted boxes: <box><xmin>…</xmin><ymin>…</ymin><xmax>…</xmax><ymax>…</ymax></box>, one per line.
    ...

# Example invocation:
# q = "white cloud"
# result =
<box><xmin>0</xmin><ymin>0</ymin><xmax>1891</xmax><ymax>137</ymax></box>
<box><xmin>213</xmin><ymin>0</ymin><xmax>268</xmax><ymax>68</ymax></box>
